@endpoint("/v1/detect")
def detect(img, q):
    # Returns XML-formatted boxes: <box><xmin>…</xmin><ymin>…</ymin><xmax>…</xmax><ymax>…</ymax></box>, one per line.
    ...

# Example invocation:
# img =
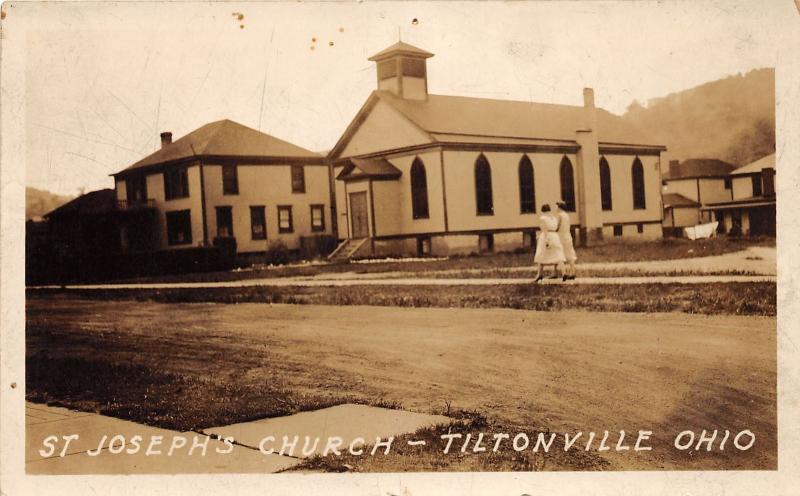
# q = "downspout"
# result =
<box><xmin>190</xmin><ymin>145</ymin><xmax>209</xmax><ymax>246</ymax></box>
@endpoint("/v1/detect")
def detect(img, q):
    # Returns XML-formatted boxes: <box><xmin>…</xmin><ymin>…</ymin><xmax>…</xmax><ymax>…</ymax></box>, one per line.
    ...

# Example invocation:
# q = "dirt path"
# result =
<box><xmin>27</xmin><ymin>298</ymin><xmax>776</xmax><ymax>470</ymax></box>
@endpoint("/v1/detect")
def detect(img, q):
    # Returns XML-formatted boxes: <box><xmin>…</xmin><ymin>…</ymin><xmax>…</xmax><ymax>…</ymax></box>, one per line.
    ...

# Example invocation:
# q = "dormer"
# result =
<box><xmin>368</xmin><ymin>41</ymin><xmax>433</xmax><ymax>101</ymax></box>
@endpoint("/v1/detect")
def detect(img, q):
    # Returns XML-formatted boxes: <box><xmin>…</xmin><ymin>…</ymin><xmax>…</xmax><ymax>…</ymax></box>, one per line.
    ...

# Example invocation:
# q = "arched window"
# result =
<box><xmin>475</xmin><ymin>154</ymin><xmax>493</xmax><ymax>215</ymax></box>
<box><xmin>632</xmin><ymin>157</ymin><xmax>646</xmax><ymax>210</ymax></box>
<box><xmin>559</xmin><ymin>156</ymin><xmax>576</xmax><ymax>212</ymax></box>
<box><xmin>599</xmin><ymin>157</ymin><xmax>612</xmax><ymax>211</ymax></box>
<box><xmin>410</xmin><ymin>157</ymin><xmax>429</xmax><ymax>219</ymax></box>
<box><xmin>518</xmin><ymin>155</ymin><xmax>535</xmax><ymax>214</ymax></box>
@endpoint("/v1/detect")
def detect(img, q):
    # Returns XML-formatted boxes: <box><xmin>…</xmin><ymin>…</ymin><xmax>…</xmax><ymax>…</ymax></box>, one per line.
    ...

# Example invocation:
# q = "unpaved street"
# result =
<box><xmin>27</xmin><ymin>298</ymin><xmax>776</xmax><ymax>470</ymax></box>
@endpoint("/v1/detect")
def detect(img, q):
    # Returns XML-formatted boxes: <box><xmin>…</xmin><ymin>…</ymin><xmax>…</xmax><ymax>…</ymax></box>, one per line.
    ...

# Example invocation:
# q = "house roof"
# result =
<box><xmin>368</xmin><ymin>41</ymin><xmax>434</xmax><ymax>61</ymax></box>
<box><xmin>332</xmin><ymin>90</ymin><xmax>661</xmax><ymax>155</ymax></box>
<box><xmin>701</xmin><ymin>196</ymin><xmax>776</xmax><ymax>210</ymax></box>
<box><xmin>336</xmin><ymin>157</ymin><xmax>402</xmax><ymax>181</ymax></box>
<box><xmin>114</xmin><ymin>119</ymin><xmax>321</xmax><ymax>175</ymax></box>
<box><xmin>44</xmin><ymin>189</ymin><xmax>117</xmax><ymax>218</ymax></box>
<box><xmin>663</xmin><ymin>158</ymin><xmax>737</xmax><ymax>180</ymax></box>
<box><xmin>663</xmin><ymin>193</ymin><xmax>700</xmax><ymax>209</ymax></box>
<box><xmin>380</xmin><ymin>91</ymin><xmax>654</xmax><ymax>144</ymax></box>
<box><xmin>731</xmin><ymin>153</ymin><xmax>776</xmax><ymax>175</ymax></box>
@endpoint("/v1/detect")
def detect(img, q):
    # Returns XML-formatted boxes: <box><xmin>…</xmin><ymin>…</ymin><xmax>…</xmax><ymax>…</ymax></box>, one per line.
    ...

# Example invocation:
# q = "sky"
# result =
<box><xmin>14</xmin><ymin>0</ymin><xmax>794</xmax><ymax>196</ymax></box>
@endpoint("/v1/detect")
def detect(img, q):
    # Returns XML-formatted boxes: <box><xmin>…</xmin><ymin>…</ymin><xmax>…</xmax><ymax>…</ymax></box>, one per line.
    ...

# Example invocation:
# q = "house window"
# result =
<box><xmin>126</xmin><ymin>175</ymin><xmax>148</xmax><ymax>203</ymax></box>
<box><xmin>164</xmin><ymin>166</ymin><xmax>189</xmax><ymax>200</ymax></box>
<box><xmin>222</xmin><ymin>165</ymin><xmax>239</xmax><ymax>195</ymax></box>
<box><xmin>310</xmin><ymin>204</ymin><xmax>325</xmax><ymax>232</ymax></box>
<box><xmin>475</xmin><ymin>154</ymin><xmax>494</xmax><ymax>215</ymax></box>
<box><xmin>518</xmin><ymin>155</ymin><xmax>535</xmax><ymax>214</ymax></box>
<box><xmin>600</xmin><ymin>157</ymin><xmax>613</xmax><ymax>211</ymax></box>
<box><xmin>559</xmin><ymin>156</ymin><xmax>576</xmax><ymax>212</ymax></box>
<box><xmin>479</xmin><ymin>233</ymin><xmax>494</xmax><ymax>253</ymax></box>
<box><xmin>291</xmin><ymin>166</ymin><xmax>305</xmax><ymax>193</ymax></box>
<box><xmin>613</xmin><ymin>224</ymin><xmax>623</xmax><ymax>237</ymax></box>
<box><xmin>410</xmin><ymin>157</ymin><xmax>430</xmax><ymax>219</ymax></box>
<box><xmin>751</xmin><ymin>174</ymin><xmax>762</xmax><ymax>196</ymax></box>
<box><xmin>216</xmin><ymin>206</ymin><xmax>233</xmax><ymax>238</ymax></box>
<box><xmin>166</xmin><ymin>210</ymin><xmax>192</xmax><ymax>245</ymax></box>
<box><xmin>632</xmin><ymin>157</ymin><xmax>646</xmax><ymax>210</ymax></box>
<box><xmin>250</xmin><ymin>206</ymin><xmax>266</xmax><ymax>240</ymax></box>
<box><xmin>724</xmin><ymin>178</ymin><xmax>732</xmax><ymax>190</ymax></box>
<box><xmin>637</xmin><ymin>223</ymin><xmax>644</xmax><ymax>234</ymax></box>
<box><xmin>278</xmin><ymin>206</ymin><xmax>293</xmax><ymax>233</ymax></box>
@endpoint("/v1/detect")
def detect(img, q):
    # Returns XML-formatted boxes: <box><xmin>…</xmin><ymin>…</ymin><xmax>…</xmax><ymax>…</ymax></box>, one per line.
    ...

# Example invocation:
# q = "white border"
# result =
<box><xmin>2</xmin><ymin>1</ymin><xmax>799</xmax><ymax>494</ymax></box>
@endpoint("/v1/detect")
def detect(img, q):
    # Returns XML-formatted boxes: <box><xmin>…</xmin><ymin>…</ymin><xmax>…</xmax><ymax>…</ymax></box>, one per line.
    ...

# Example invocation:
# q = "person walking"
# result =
<box><xmin>556</xmin><ymin>201</ymin><xmax>577</xmax><ymax>280</ymax></box>
<box><xmin>534</xmin><ymin>204</ymin><xmax>566</xmax><ymax>282</ymax></box>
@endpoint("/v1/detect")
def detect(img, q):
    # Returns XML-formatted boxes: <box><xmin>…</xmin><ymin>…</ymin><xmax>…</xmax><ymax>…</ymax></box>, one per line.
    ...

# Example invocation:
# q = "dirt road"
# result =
<box><xmin>26</xmin><ymin>298</ymin><xmax>776</xmax><ymax>470</ymax></box>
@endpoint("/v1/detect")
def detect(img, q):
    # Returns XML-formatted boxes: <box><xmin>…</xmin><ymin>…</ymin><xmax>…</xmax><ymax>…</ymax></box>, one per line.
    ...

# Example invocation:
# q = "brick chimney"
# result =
<box><xmin>669</xmin><ymin>160</ymin><xmax>680</xmax><ymax>176</ymax></box>
<box><xmin>160</xmin><ymin>132</ymin><xmax>173</xmax><ymax>149</ymax></box>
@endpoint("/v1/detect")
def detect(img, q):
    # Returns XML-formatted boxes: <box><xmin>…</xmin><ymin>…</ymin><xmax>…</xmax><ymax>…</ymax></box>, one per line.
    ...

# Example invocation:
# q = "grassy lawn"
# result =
<box><xmin>26</xmin><ymin>299</ymin><xmax>776</xmax><ymax>471</ymax></box>
<box><xmin>30</xmin><ymin>281</ymin><xmax>777</xmax><ymax>316</ymax></box>
<box><xmin>110</xmin><ymin>236</ymin><xmax>774</xmax><ymax>285</ymax></box>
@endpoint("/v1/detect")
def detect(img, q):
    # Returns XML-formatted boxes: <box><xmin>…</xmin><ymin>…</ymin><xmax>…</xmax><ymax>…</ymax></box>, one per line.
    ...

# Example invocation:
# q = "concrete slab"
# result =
<box><xmin>25</xmin><ymin>402</ymin><xmax>300</xmax><ymax>474</ymax></box>
<box><xmin>26</xmin><ymin>410</ymin><xmax>175</xmax><ymax>462</ymax></box>
<box><xmin>27</xmin><ymin>434</ymin><xmax>299</xmax><ymax>474</ymax></box>
<box><xmin>203</xmin><ymin>404</ymin><xmax>452</xmax><ymax>458</ymax></box>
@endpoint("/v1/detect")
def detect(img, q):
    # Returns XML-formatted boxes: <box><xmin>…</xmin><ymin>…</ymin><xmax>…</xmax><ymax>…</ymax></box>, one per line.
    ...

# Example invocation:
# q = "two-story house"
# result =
<box><xmin>111</xmin><ymin>119</ymin><xmax>332</xmax><ymax>260</ymax></box>
<box><xmin>702</xmin><ymin>153</ymin><xmax>776</xmax><ymax>236</ymax></box>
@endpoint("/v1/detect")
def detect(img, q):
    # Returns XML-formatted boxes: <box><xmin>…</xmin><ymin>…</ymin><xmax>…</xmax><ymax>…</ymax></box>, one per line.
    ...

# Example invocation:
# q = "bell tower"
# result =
<box><xmin>368</xmin><ymin>41</ymin><xmax>433</xmax><ymax>101</ymax></box>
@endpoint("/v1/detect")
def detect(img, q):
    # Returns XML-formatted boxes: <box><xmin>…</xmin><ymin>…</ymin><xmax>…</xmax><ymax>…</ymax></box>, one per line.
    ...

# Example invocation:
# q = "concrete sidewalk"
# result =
<box><xmin>32</xmin><ymin>274</ymin><xmax>775</xmax><ymax>290</ymax></box>
<box><xmin>26</xmin><ymin>402</ymin><xmax>453</xmax><ymax>474</ymax></box>
<box><xmin>26</xmin><ymin>402</ymin><xmax>299</xmax><ymax>474</ymax></box>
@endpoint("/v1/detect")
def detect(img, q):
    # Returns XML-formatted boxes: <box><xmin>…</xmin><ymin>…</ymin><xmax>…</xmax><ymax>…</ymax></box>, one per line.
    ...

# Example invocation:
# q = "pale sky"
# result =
<box><xmin>14</xmin><ymin>0</ymin><xmax>793</xmax><ymax>195</ymax></box>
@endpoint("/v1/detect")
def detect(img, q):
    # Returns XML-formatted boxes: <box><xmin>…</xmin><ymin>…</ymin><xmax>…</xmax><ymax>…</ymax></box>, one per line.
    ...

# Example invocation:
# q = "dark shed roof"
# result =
<box><xmin>114</xmin><ymin>119</ymin><xmax>321</xmax><ymax>176</ymax></box>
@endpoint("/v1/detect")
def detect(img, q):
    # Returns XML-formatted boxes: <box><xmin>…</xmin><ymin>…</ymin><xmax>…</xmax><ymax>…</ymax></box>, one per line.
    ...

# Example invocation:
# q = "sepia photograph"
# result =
<box><xmin>2</xmin><ymin>0</ymin><xmax>798</xmax><ymax>494</ymax></box>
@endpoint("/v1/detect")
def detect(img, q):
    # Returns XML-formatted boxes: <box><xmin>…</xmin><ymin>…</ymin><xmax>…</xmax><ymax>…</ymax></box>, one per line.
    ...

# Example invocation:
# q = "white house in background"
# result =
<box><xmin>327</xmin><ymin>41</ymin><xmax>668</xmax><ymax>259</ymax></box>
<box><xmin>111</xmin><ymin>119</ymin><xmax>333</xmax><ymax>257</ymax></box>
<box><xmin>703</xmin><ymin>153</ymin><xmax>776</xmax><ymax>236</ymax></box>
<box><xmin>661</xmin><ymin>158</ymin><xmax>737</xmax><ymax>235</ymax></box>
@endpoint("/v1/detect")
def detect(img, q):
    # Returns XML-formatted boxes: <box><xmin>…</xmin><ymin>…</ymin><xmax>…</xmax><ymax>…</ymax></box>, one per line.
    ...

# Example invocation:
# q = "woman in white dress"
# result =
<box><xmin>556</xmin><ymin>201</ymin><xmax>577</xmax><ymax>280</ymax></box>
<box><xmin>534</xmin><ymin>204</ymin><xmax>566</xmax><ymax>282</ymax></box>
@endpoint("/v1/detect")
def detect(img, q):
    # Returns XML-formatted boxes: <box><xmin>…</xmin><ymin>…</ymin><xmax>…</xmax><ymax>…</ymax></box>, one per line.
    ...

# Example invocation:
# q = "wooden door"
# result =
<box><xmin>349</xmin><ymin>192</ymin><xmax>369</xmax><ymax>238</ymax></box>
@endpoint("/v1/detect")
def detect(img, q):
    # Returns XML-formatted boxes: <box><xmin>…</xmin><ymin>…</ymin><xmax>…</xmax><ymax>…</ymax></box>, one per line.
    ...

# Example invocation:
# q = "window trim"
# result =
<box><xmin>410</xmin><ymin>157</ymin><xmax>430</xmax><ymax>220</ymax></box>
<box><xmin>559</xmin><ymin>156</ymin><xmax>576</xmax><ymax>212</ymax></box>
<box><xmin>222</xmin><ymin>165</ymin><xmax>239</xmax><ymax>195</ymax></box>
<box><xmin>518</xmin><ymin>155</ymin><xmax>536</xmax><ymax>214</ymax></box>
<box><xmin>277</xmin><ymin>205</ymin><xmax>294</xmax><ymax>234</ymax></box>
<box><xmin>310</xmin><ymin>204</ymin><xmax>326</xmax><ymax>232</ymax></box>
<box><xmin>250</xmin><ymin>205</ymin><xmax>267</xmax><ymax>240</ymax></box>
<box><xmin>631</xmin><ymin>157</ymin><xmax>647</xmax><ymax>210</ymax></box>
<box><xmin>291</xmin><ymin>165</ymin><xmax>306</xmax><ymax>194</ymax></box>
<box><xmin>215</xmin><ymin>206</ymin><xmax>234</xmax><ymax>238</ymax></box>
<box><xmin>164</xmin><ymin>166</ymin><xmax>190</xmax><ymax>201</ymax></box>
<box><xmin>599</xmin><ymin>156</ymin><xmax>613</xmax><ymax>211</ymax></box>
<box><xmin>474</xmin><ymin>154</ymin><xmax>494</xmax><ymax>216</ymax></box>
<box><xmin>166</xmin><ymin>209</ymin><xmax>193</xmax><ymax>246</ymax></box>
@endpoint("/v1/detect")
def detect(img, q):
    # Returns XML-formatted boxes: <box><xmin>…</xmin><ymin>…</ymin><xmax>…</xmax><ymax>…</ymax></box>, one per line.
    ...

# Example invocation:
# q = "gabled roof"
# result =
<box><xmin>114</xmin><ymin>119</ymin><xmax>321</xmax><ymax>175</ymax></box>
<box><xmin>44</xmin><ymin>189</ymin><xmax>116</xmax><ymax>219</ymax></box>
<box><xmin>329</xmin><ymin>90</ymin><xmax>664</xmax><ymax>159</ymax></box>
<box><xmin>368</xmin><ymin>42</ymin><xmax>434</xmax><ymax>61</ymax></box>
<box><xmin>731</xmin><ymin>153</ymin><xmax>776</xmax><ymax>175</ymax></box>
<box><xmin>662</xmin><ymin>193</ymin><xmax>700</xmax><ymax>209</ymax></box>
<box><xmin>664</xmin><ymin>158</ymin><xmax>737</xmax><ymax>180</ymax></box>
<box><xmin>336</xmin><ymin>157</ymin><xmax>402</xmax><ymax>181</ymax></box>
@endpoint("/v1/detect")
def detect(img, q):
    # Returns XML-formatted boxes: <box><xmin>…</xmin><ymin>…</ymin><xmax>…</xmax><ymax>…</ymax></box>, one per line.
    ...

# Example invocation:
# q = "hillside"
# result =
<box><xmin>622</xmin><ymin>68</ymin><xmax>775</xmax><ymax>168</ymax></box>
<box><xmin>26</xmin><ymin>187</ymin><xmax>74</xmax><ymax>220</ymax></box>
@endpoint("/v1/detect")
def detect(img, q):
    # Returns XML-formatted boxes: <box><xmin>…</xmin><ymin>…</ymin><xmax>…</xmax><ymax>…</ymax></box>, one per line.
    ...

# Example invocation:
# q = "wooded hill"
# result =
<box><xmin>621</xmin><ymin>68</ymin><xmax>775</xmax><ymax>169</ymax></box>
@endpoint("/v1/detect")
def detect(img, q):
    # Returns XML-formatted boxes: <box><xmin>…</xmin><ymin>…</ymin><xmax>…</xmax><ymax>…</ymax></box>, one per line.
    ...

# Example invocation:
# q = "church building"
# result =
<box><xmin>328</xmin><ymin>42</ymin><xmax>667</xmax><ymax>258</ymax></box>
